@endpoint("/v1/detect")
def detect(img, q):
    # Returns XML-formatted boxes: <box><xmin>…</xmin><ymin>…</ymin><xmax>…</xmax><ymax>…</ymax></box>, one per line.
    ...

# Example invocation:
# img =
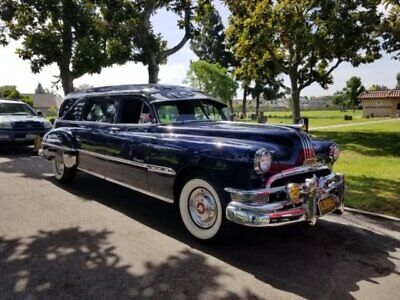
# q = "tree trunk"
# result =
<box><xmin>148</xmin><ymin>62</ymin><xmax>159</xmax><ymax>84</ymax></box>
<box><xmin>255</xmin><ymin>94</ymin><xmax>260</xmax><ymax>117</ymax></box>
<box><xmin>291</xmin><ymin>88</ymin><xmax>301</xmax><ymax>123</ymax></box>
<box><xmin>242</xmin><ymin>87</ymin><xmax>247</xmax><ymax>116</ymax></box>
<box><xmin>228</xmin><ymin>99</ymin><xmax>234</xmax><ymax>114</ymax></box>
<box><xmin>60</xmin><ymin>68</ymin><xmax>74</xmax><ymax>95</ymax></box>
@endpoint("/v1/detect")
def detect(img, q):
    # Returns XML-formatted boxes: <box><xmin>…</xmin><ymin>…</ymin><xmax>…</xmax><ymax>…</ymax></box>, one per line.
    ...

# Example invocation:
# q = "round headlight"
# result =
<box><xmin>328</xmin><ymin>144</ymin><xmax>340</xmax><ymax>162</ymax></box>
<box><xmin>254</xmin><ymin>149</ymin><xmax>272</xmax><ymax>174</ymax></box>
<box><xmin>0</xmin><ymin>121</ymin><xmax>12</xmax><ymax>129</ymax></box>
<box><xmin>43</xmin><ymin>120</ymin><xmax>53</xmax><ymax>129</ymax></box>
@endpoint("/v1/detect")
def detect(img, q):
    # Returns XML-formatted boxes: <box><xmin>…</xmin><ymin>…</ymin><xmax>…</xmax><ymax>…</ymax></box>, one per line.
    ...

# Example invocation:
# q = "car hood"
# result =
<box><xmin>0</xmin><ymin>115</ymin><xmax>44</xmax><ymax>123</ymax></box>
<box><xmin>158</xmin><ymin>121</ymin><xmax>308</xmax><ymax>163</ymax></box>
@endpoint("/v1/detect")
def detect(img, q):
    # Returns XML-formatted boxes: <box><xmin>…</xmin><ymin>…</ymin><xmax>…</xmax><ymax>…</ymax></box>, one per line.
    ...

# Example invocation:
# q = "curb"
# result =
<box><xmin>344</xmin><ymin>207</ymin><xmax>400</xmax><ymax>222</ymax></box>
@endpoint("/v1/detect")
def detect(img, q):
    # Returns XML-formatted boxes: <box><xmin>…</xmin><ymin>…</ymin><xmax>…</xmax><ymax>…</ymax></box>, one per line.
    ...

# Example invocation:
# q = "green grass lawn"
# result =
<box><xmin>241</xmin><ymin>110</ymin><xmax>390</xmax><ymax>127</ymax></box>
<box><xmin>311</xmin><ymin>120</ymin><xmax>400</xmax><ymax>218</ymax></box>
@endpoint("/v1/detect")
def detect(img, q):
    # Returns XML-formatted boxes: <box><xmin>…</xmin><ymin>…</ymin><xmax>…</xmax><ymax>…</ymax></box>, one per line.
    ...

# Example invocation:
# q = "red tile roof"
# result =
<box><xmin>358</xmin><ymin>89</ymin><xmax>400</xmax><ymax>99</ymax></box>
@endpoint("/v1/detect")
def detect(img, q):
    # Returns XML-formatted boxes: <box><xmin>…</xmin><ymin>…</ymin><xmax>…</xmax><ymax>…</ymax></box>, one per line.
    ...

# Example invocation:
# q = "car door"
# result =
<box><xmin>104</xmin><ymin>96</ymin><xmax>155</xmax><ymax>191</ymax></box>
<box><xmin>75</xmin><ymin>97</ymin><xmax>118</xmax><ymax>175</ymax></box>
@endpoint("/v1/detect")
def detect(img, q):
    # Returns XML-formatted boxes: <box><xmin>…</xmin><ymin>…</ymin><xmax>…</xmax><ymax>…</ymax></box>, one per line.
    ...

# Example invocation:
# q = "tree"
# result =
<box><xmin>0</xmin><ymin>85</ymin><xmax>33</xmax><ymax>105</ymax></box>
<box><xmin>369</xmin><ymin>84</ymin><xmax>389</xmax><ymax>91</ymax></box>
<box><xmin>382</xmin><ymin>1</ymin><xmax>400</xmax><ymax>60</ymax></box>
<box><xmin>225</xmin><ymin>0</ymin><xmax>382</xmax><ymax>123</ymax></box>
<box><xmin>190</xmin><ymin>3</ymin><xmax>234</xmax><ymax>69</ymax></box>
<box><xmin>131</xmin><ymin>0</ymin><xmax>210</xmax><ymax>84</ymax></box>
<box><xmin>0</xmin><ymin>0</ymin><xmax>137</xmax><ymax>95</ymax></box>
<box><xmin>75</xmin><ymin>84</ymin><xmax>95</xmax><ymax>91</ymax></box>
<box><xmin>249</xmin><ymin>78</ymin><xmax>286</xmax><ymax>117</ymax></box>
<box><xmin>344</xmin><ymin>76</ymin><xmax>364</xmax><ymax>108</ymax></box>
<box><xmin>184</xmin><ymin>60</ymin><xmax>237</xmax><ymax>111</ymax></box>
<box><xmin>0</xmin><ymin>85</ymin><xmax>21</xmax><ymax>100</ymax></box>
<box><xmin>35</xmin><ymin>83</ymin><xmax>45</xmax><ymax>94</ymax></box>
<box><xmin>396</xmin><ymin>73</ymin><xmax>400</xmax><ymax>89</ymax></box>
<box><xmin>332</xmin><ymin>91</ymin><xmax>348</xmax><ymax>112</ymax></box>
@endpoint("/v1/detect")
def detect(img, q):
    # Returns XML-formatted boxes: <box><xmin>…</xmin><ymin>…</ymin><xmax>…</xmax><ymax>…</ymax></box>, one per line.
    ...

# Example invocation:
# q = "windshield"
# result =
<box><xmin>154</xmin><ymin>99</ymin><xmax>229</xmax><ymax>124</ymax></box>
<box><xmin>0</xmin><ymin>103</ymin><xmax>36</xmax><ymax>116</ymax></box>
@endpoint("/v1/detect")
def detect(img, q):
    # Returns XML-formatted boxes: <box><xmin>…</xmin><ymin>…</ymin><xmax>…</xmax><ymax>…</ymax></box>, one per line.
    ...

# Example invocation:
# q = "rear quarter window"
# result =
<box><xmin>64</xmin><ymin>99</ymin><xmax>88</xmax><ymax>121</ymax></box>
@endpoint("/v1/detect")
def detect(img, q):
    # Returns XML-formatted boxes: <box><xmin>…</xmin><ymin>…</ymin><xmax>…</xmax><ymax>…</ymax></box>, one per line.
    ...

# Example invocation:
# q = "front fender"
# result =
<box><xmin>42</xmin><ymin>127</ymin><xmax>79</xmax><ymax>157</ymax></box>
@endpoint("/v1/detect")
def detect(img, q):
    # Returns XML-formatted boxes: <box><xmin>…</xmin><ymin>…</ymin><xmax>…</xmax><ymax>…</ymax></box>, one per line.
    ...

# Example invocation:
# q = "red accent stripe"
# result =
<box><xmin>269</xmin><ymin>208</ymin><xmax>305</xmax><ymax>219</ymax></box>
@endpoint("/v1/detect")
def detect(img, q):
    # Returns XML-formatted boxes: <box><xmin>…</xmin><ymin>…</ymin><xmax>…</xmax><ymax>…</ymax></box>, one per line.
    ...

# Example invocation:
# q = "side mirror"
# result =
<box><xmin>37</xmin><ymin>110</ymin><xmax>43</xmax><ymax>117</ymax></box>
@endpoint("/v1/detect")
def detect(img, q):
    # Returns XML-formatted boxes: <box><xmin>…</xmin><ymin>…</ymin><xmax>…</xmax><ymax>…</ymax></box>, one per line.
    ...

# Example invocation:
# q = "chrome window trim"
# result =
<box><xmin>57</xmin><ymin>119</ymin><xmax>155</xmax><ymax>127</ymax></box>
<box><xmin>77</xmin><ymin>167</ymin><xmax>174</xmax><ymax>203</ymax></box>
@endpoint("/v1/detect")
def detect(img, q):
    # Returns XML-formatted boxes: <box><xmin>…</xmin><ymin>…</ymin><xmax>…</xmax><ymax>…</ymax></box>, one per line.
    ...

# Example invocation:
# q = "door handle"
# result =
<box><xmin>110</xmin><ymin>127</ymin><xmax>120</xmax><ymax>132</ymax></box>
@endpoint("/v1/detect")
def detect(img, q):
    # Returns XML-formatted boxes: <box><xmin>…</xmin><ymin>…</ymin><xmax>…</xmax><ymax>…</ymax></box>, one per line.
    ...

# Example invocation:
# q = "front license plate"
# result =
<box><xmin>318</xmin><ymin>197</ymin><xmax>336</xmax><ymax>215</ymax></box>
<box><xmin>26</xmin><ymin>134</ymin><xmax>37</xmax><ymax>140</ymax></box>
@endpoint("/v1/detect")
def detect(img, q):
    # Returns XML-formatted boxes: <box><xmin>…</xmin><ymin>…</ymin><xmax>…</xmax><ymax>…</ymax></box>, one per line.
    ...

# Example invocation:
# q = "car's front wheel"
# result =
<box><xmin>52</xmin><ymin>151</ymin><xmax>77</xmax><ymax>183</ymax></box>
<box><xmin>179</xmin><ymin>176</ymin><xmax>230</xmax><ymax>241</ymax></box>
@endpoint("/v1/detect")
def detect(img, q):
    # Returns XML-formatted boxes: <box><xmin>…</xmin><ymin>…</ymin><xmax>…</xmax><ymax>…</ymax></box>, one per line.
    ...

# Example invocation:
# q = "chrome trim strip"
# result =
<box><xmin>147</xmin><ymin>165</ymin><xmax>176</xmax><ymax>176</ymax></box>
<box><xmin>42</xmin><ymin>142</ymin><xmax>76</xmax><ymax>152</ymax></box>
<box><xmin>266</xmin><ymin>165</ymin><xmax>330</xmax><ymax>188</ymax></box>
<box><xmin>77</xmin><ymin>167</ymin><xmax>174</xmax><ymax>203</ymax></box>
<box><xmin>78</xmin><ymin>149</ymin><xmax>176</xmax><ymax>175</ymax></box>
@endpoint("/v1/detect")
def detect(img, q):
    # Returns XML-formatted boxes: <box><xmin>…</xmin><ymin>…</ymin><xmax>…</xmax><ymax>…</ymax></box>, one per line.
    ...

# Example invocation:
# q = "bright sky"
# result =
<box><xmin>0</xmin><ymin>1</ymin><xmax>399</xmax><ymax>97</ymax></box>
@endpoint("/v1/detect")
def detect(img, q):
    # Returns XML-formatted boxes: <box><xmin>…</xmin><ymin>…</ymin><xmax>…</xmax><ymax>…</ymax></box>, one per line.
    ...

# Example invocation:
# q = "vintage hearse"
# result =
<box><xmin>40</xmin><ymin>84</ymin><xmax>344</xmax><ymax>240</ymax></box>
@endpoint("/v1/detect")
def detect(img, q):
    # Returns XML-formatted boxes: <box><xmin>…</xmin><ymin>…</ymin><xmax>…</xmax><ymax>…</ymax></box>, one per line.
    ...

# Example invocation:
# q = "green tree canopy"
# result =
<box><xmin>369</xmin><ymin>84</ymin><xmax>390</xmax><ymax>91</ymax></box>
<box><xmin>396</xmin><ymin>72</ymin><xmax>400</xmax><ymax>89</ymax></box>
<box><xmin>131</xmin><ymin>0</ymin><xmax>211</xmax><ymax>83</ymax></box>
<box><xmin>344</xmin><ymin>76</ymin><xmax>365</xmax><ymax>108</ymax></box>
<box><xmin>190</xmin><ymin>3</ymin><xmax>234</xmax><ymax>68</ymax></box>
<box><xmin>0</xmin><ymin>0</ymin><xmax>137</xmax><ymax>95</ymax></box>
<box><xmin>382</xmin><ymin>1</ymin><xmax>400</xmax><ymax>60</ymax></box>
<box><xmin>225</xmin><ymin>0</ymin><xmax>382</xmax><ymax>122</ymax></box>
<box><xmin>184</xmin><ymin>60</ymin><xmax>237</xmax><ymax>111</ymax></box>
<box><xmin>0</xmin><ymin>85</ymin><xmax>33</xmax><ymax>106</ymax></box>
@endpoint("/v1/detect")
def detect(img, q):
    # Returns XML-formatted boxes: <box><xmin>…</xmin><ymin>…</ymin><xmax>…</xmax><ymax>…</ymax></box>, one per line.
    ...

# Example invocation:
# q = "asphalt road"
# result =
<box><xmin>1</xmin><ymin>146</ymin><xmax>399</xmax><ymax>300</ymax></box>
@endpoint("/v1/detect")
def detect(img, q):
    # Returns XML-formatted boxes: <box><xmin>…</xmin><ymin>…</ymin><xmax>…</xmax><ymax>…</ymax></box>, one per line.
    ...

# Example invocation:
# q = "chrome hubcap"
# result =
<box><xmin>188</xmin><ymin>188</ymin><xmax>217</xmax><ymax>229</ymax></box>
<box><xmin>55</xmin><ymin>156</ymin><xmax>64</xmax><ymax>176</ymax></box>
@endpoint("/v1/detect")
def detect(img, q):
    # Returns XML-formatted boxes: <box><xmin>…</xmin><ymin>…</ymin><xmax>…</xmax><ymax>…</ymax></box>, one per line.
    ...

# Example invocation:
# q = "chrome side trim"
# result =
<box><xmin>78</xmin><ymin>149</ymin><xmax>176</xmax><ymax>175</ymax></box>
<box><xmin>77</xmin><ymin>167</ymin><xmax>174</xmax><ymax>203</ymax></box>
<box><xmin>147</xmin><ymin>165</ymin><xmax>176</xmax><ymax>176</ymax></box>
<box><xmin>42</xmin><ymin>142</ymin><xmax>77</xmax><ymax>152</ymax></box>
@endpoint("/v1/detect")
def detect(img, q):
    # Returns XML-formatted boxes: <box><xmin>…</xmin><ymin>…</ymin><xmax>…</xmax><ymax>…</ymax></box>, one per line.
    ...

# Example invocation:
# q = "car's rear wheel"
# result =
<box><xmin>52</xmin><ymin>151</ymin><xmax>77</xmax><ymax>183</ymax></box>
<box><xmin>179</xmin><ymin>175</ymin><xmax>230</xmax><ymax>241</ymax></box>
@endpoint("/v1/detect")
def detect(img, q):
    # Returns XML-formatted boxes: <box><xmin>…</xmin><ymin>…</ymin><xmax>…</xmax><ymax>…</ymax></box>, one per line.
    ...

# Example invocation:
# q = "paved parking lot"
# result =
<box><xmin>0</xmin><ymin>146</ymin><xmax>399</xmax><ymax>299</ymax></box>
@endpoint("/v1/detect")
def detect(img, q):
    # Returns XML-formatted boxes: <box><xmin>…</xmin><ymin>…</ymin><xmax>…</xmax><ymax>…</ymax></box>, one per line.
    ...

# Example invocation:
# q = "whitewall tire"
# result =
<box><xmin>51</xmin><ymin>151</ymin><xmax>77</xmax><ymax>183</ymax></box>
<box><xmin>179</xmin><ymin>177</ymin><xmax>227</xmax><ymax>240</ymax></box>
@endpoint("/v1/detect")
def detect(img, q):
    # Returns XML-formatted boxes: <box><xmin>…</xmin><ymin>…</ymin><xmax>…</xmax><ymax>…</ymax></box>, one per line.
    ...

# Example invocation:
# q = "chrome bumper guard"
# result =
<box><xmin>225</xmin><ymin>165</ymin><xmax>345</xmax><ymax>227</ymax></box>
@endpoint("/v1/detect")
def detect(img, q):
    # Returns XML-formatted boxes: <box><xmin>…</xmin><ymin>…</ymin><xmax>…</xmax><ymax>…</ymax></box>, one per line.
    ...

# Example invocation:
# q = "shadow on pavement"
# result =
<box><xmin>0</xmin><ymin>227</ymin><xmax>258</xmax><ymax>299</ymax></box>
<box><xmin>46</xmin><ymin>172</ymin><xmax>400</xmax><ymax>300</ymax></box>
<box><xmin>1</xmin><ymin>152</ymin><xmax>399</xmax><ymax>299</ymax></box>
<box><xmin>0</xmin><ymin>146</ymin><xmax>52</xmax><ymax>180</ymax></box>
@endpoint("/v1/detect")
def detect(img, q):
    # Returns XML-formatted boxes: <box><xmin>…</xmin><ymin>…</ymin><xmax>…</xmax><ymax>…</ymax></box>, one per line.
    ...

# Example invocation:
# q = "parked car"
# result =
<box><xmin>0</xmin><ymin>99</ymin><xmax>52</xmax><ymax>144</ymax></box>
<box><xmin>40</xmin><ymin>85</ymin><xmax>344</xmax><ymax>240</ymax></box>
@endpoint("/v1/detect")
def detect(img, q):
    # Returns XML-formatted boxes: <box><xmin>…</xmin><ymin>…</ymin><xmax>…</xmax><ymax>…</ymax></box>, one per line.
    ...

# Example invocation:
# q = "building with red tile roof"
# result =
<box><xmin>358</xmin><ymin>89</ymin><xmax>400</xmax><ymax>118</ymax></box>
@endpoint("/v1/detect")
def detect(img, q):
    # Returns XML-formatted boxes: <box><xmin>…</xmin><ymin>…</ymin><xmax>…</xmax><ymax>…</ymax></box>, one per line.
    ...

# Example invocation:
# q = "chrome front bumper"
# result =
<box><xmin>225</xmin><ymin>165</ymin><xmax>345</xmax><ymax>227</ymax></box>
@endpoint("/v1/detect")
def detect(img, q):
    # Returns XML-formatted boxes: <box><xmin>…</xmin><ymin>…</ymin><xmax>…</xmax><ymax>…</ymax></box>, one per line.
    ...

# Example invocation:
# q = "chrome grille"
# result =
<box><xmin>12</xmin><ymin>121</ymin><xmax>44</xmax><ymax>130</ymax></box>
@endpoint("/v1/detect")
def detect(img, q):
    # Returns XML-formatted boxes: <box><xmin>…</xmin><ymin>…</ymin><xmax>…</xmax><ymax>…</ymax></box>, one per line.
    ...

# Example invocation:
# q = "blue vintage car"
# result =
<box><xmin>0</xmin><ymin>99</ymin><xmax>52</xmax><ymax>144</ymax></box>
<box><xmin>40</xmin><ymin>85</ymin><xmax>344</xmax><ymax>240</ymax></box>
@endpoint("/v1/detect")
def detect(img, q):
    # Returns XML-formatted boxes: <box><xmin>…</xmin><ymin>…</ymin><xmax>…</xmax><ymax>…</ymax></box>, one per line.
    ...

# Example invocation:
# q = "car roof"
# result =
<box><xmin>65</xmin><ymin>84</ymin><xmax>226</xmax><ymax>105</ymax></box>
<box><xmin>0</xmin><ymin>99</ymin><xmax>25</xmax><ymax>104</ymax></box>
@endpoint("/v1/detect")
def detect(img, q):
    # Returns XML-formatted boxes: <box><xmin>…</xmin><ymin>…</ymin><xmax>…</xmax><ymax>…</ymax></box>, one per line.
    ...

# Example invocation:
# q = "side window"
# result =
<box><xmin>156</xmin><ymin>105</ymin><xmax>179</xmax><ymax>124</ymax></box>
<box><xmin>203</xmin><ymin>103</ymin><xmax>222</xmax><ymax>121</ymax></box>
<box><xmin>64</xmin><ymin>99</ymin><xmax>88</xmax><ymax>121</ymax></box>
<box><xmin>83</xmin><ymin>98</ymin><xmax>117</xmax><ymax>123</ymax></box>
<box><xmin>119</xmin><ymin>98</ymin><xmax>153</xmax><ymax>124</ymax></box>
